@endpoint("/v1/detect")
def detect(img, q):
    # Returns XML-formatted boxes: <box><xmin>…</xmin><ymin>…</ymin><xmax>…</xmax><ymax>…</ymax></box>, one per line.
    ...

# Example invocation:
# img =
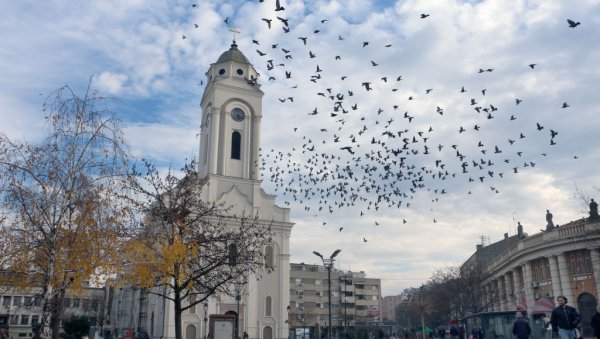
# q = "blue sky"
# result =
<box><xmin>1</xmin><ymin>0</ymin><xmax>599</xmax><ymax>296</ymax></box>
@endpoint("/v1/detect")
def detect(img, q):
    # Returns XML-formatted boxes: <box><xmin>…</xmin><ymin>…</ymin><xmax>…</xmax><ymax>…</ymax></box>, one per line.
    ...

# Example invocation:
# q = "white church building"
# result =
<box><xmin>108</xmin><ymin>41</ymin><xmax>293</xmax><ymax>339</ymax></box>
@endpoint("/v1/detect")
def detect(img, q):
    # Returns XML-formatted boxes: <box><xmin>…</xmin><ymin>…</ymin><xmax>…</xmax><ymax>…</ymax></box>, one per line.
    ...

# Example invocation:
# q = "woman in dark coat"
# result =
<box><xmin>512</xmin><ymin>312</ymin><xmax>531</xmax><ymax>339</ymax></box>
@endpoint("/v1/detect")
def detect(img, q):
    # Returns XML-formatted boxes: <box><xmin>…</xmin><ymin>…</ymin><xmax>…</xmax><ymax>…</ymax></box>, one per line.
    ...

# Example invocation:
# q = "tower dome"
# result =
<box><xmin>216</xmin><ymin>42</ymin><xmax>250</xmax><ymax>64</ymax></box>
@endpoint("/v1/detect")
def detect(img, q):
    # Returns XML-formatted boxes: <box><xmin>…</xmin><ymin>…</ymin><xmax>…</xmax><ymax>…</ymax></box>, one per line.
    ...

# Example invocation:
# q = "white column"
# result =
<box><xmin>209</xmin><ymin>107</ymin><xmax>221</xmax><ymax>175</ymax></box>
<box><xmin>522</xmin><ymin>262</ymin><xmax>536</xmax><ymax>318</ymax></box>
<box><xmin>549</xmin><ymin>255</ymin><xmax>562</xmax><ymax>300</ymax></box>
<box><xmin>557</xmin><ymin>253</ymin><xmax>575</xmax><ymax>304</ymax></box>
<box><xmin>250</xmin><ymin>116</ymin><xmax>261</xmax><ymax>180</ymax></box>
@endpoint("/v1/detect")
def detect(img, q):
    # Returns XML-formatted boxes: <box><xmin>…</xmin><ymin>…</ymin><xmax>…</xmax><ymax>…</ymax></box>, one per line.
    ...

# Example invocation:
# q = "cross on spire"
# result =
<box><xmin>230</xmin><ymin>27</ymin><xmax>240</xmax><ymax>43</ymax></box>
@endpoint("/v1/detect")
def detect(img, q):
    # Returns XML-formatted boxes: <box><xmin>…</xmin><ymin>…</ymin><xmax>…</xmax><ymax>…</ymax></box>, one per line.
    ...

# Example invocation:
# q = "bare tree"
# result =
<box><xmin>428</xmin><ymin>265</ymin><xmax>496</xmax><ymax>320</ymax></box>
<box><xmin>119</xmin><ymin>159</ymin><xmax>272</xmax><ymax>339</ymax></box>
<box><xmin>0</xmin><ymin>81</ymin><xmax>130</xmax><ymax>339</ymax></box>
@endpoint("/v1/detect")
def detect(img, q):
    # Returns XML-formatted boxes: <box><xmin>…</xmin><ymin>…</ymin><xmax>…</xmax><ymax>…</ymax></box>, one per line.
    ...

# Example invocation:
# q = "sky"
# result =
<box><xmin>1</xmin><ymin>0</ymin><xmax>599</xmax><ymax>296</ymax></box>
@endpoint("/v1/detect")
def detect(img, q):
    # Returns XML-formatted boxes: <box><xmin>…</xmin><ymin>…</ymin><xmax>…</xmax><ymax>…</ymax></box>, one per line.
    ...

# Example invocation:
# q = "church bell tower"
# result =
<box><xmin>197</xmin><ymin>37</ymin><xmax>292</xmax><ymax>339</ymax></box>
<box><xmin>199</xmin><ymin>38</ymin><xmax>263</xmax><ymax>180</ymax></box>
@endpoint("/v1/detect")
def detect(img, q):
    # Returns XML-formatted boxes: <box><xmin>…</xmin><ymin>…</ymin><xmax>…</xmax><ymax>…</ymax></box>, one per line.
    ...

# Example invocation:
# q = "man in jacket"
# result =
<box><xmin>591</xmin><ymin>305</ymin><xmax>600</xmax><ymax>339</ymax></box>
<box><xmin>550</xmin><ymin>296</ymin><xmax>581</xmax><ymax>339</ymax></box>
<box><xmin>512</xmin><ymin>312</ymin><xmax>531</xmax><ymax>339</ymax></box>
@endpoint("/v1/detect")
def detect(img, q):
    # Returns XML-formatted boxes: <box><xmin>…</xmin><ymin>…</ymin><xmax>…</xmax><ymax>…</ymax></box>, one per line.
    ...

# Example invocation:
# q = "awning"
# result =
<box><xmin>532</xmin><ymin>297</ymin><xmax>555</xmax><ymax>315</ymax></box>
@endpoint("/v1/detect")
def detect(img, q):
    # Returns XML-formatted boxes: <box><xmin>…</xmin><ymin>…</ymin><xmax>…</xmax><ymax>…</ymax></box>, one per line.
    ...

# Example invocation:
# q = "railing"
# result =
<box><xmin>485</xmin><ymin>220</ymin><xmax>600</xmax><ymax>274</ymax></box>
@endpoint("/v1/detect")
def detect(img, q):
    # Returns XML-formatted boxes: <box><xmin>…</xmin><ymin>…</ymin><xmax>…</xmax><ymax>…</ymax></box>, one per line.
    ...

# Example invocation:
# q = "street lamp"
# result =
<box><xmin>203</xmin><ymin>303</ymin><xmax>208</xmax><ymax>339</ymax></box>
<box><xmin>313</xmin><ymin>249</ymin><xmax>341</xmax><ymax>339</ymax></box>
<box><xmin>235</xmin><ymin>282</ymin><xmax>243</xmax><ymax>339</ymax></box>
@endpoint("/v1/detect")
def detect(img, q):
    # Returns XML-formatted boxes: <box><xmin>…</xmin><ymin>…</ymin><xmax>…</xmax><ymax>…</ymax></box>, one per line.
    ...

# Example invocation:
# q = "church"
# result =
<box><xmin>108</xmin><ymin>40</ymin><xmax>293</xmax><ymax>339</ymax></box>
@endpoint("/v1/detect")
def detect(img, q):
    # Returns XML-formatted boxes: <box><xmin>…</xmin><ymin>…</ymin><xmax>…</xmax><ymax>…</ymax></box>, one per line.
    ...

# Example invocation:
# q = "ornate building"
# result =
<box><xmin>465</xmin><ymin>213</ymin><xmax>600</xmax><ymax>337</ymax></box>
<box><xmin>108</xmin><ymin>40</ymin><xmax>293</xmax><ymax>339</ymax></box>
<box><xmin>197</xmin><ymin>39</ymin><xmax>293</xmax><ymax>339</ymax></box>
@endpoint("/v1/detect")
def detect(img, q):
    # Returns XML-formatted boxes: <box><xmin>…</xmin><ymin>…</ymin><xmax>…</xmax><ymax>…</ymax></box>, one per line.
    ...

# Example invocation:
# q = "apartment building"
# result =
<box><xmin>288</xmin><ymin>263</ymin><xmax>381</xmax><ymax>332</ymax></box>
<box><xmin>0</xmin><ymin>286</ymin><xmax>106</xmax><ymax>338</ymax></box>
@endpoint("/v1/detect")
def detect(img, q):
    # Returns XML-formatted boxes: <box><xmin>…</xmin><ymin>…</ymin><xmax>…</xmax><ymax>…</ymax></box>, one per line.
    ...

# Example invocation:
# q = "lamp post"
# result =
<box><xmin>203</xmin><ymin>303</ymin><xmax>208</xmax><ymax>339</ymax></box>
<box><xmin>235</xmin><ymin>282</ymin><xmax>243</xmax><ymax>339</ymax></box>
<box><xmin>313</xmin><ymin>249</ymin><xmax>341</xmax><ymax>339</ymax></box>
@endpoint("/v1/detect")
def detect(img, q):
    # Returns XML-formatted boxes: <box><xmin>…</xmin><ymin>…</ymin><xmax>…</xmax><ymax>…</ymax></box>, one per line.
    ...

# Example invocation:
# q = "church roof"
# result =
<box><xmin>216</xmin><ymin>42</ymin><xmax>250</xmax><ymax>64</ymax></box>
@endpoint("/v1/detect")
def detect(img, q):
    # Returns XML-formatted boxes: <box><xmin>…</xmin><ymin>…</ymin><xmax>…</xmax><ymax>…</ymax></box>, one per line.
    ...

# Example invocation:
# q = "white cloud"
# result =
<box><xmin>97</xmin><ymin>72</ymin><xmax>129</xmax><ymax>94</ymax></box>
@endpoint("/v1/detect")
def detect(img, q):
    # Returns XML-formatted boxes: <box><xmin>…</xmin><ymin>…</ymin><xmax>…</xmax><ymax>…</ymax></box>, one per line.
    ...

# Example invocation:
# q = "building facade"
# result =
<box><xmin>0</xmin><ymin>286</ymin><xmax>107</xmax><ymax>339</ymax></box>
<box><xmin>465</xmin><ymin>217</ymin><xmax>600</xmax><ymax>337</ymax></box>
<box><xmin>288</xmin><ymin>263</ymin><xmax>381</xmax><ymax>335</ymax></box>
<box><xmin>381</xmin><ymin>295</ymin><xmax>404</xmax><ymax>323</ymax></box>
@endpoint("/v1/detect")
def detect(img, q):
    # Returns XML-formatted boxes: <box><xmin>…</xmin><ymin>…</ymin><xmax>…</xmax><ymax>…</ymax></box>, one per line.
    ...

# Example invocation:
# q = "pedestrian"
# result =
<box><xmin>591</xmin><ymin>305</ymin><xmax>600</xmax><ymax>339</ymax></box>
<box><xmin>512</xmin><ymin>312</ymin><xmax>531</xmax><ymax>339</ymax></box>
<box><xmin>550</xmin><ymin>295</ymin><xmax>581</xmax><ymax>339</ymax></box>
<box><xmin>437</xmin><ymin>327</ymin><xmax>446</xmax><ymax>339</ymax></box>
<box><xmin>477</xmin><ymin>327</ymin><xmax>484</xmax><ymax>339</ymax></box>
<box><xmin>449</xmin><ymin>325</ymin><xmax>459</xmax><ymax>339</ymax></box>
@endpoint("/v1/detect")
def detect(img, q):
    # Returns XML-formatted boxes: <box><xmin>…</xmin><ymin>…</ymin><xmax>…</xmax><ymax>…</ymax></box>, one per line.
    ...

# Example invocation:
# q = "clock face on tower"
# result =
<box><xmin>231</xmin><ymin>108</ymin><xmax>245</xmax><ymax>122</ymax></box>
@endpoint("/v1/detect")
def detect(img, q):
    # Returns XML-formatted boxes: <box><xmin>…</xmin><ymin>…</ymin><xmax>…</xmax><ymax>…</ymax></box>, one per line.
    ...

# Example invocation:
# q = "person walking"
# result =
<box><xmin>591</xmin><ymin>305</ymin><xmax>600</xmax><ymax>339</ymax></box>
<box><xmin>449</xmin><ymin>325</ymin><xmax>459</xmax><ymax>339</ymax></box>
<box><xmin>512</xmin><ymin>312</ymin><xmax>531</xmax><ymax>339</ymax></box>
<box><xmin>550</xmin><ymin>296</ymin><xmax>580</xmax><ymax>339</ymax></box>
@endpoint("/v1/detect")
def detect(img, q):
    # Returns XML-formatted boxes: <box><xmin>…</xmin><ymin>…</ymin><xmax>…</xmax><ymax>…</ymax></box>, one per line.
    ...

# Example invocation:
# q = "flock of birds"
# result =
<box><xmin>187</xmin><ymin>1</ymin><xmax>583</xmax><ymax>241</ymax></box>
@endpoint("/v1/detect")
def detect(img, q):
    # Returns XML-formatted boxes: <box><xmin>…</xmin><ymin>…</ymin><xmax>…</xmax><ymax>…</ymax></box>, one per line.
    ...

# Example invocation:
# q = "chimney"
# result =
<box><xmin>476</xmin><ymin>244</ymin><xmax>483</xmax><ymax>251</ymax></box>
<box><xmin>504</xmin><ymin>233</ymin><xmax>508</xmax><ymax>239</ymax></box>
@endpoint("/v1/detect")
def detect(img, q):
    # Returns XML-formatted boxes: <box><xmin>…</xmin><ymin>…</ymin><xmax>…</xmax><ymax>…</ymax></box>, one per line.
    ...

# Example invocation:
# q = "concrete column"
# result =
<box><xmin>557</xmin><ymin>253</ymin><xmax>575</xmax><ymax>303</ymax></box>
<box><xmin>522</xmin><ymin>262</ymin><xmax>536</xmax><ymax>318</ymax></box>
<box><xmin>483</xmin><ymin>284</ymin><xmax>491</xmax><ymax>311</ymax></box>
<box><xmin>588</xmin><ymin>248</ymin><xmax>600</xmax><ymax>301</ymax></box>
<box><xmin>505</xmin><ymin>272</ymin><xmax>515</xmax><ymax>311</ymax></box>
<box><xmin>513</xmin><ymin>267</ymin><xmax>523</xmax><ymax>309</ymax></box>
<box><xmin>209</xmin><ymin>107</ymin><xmax>221</xmax><ymax>175</ymax></box>
<box><xmin>250</xmin><ymin>116</ymin><xmax>261</xmax><ymax>180</ymax></box>
<box><xmin>498</xmin><ymin>276</ymin><xmax>507</xmax><ymax>311</ymax></box>
<box><xmin>549</xmin><ymin>255</ymin><xmax>562</xmax><ymax>300</ymax></box>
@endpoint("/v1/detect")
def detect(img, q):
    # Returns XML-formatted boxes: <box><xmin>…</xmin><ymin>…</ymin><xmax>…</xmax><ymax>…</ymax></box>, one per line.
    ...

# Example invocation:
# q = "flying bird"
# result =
<box><xmin>275</xmin><ymin>0</ymin><xmax>285</xmax><ymax>11</ymax></box>
<box><xmin>567</xmin><ymin>19</ymin><xmax>580</xmax><ymax>28</ymax></box>
<box><xmin>420</xmin><ymin>14</ymin><xmax>430</xmax><ymax>19</ymax></box>
<box><xmin>262</xmin><ymin>18</ymin><xmax>272</xmax><ymax>29</ymax></box>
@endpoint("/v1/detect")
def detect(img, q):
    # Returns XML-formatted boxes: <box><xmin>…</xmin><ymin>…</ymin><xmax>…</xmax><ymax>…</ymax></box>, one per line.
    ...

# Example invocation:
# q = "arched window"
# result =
<box><xmin>264</xmin><ymin>246</ymin><xmax>274</xmax><ymax>268</ymax></box>
<box><xmin>265</xmin><ymin>296</ymin><xmax>272</xmax><ymax>316</ymax></box>
<box><xmin>231</xmin><ymin>131</ymin><xmax>241</xmax><ymax>160</ymax></box>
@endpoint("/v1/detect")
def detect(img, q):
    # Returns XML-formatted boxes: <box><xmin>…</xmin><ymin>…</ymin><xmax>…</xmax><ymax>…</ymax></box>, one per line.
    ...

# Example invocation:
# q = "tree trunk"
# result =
<box><xmin>174</xmin><ymin>290</ymin><xmax>182</xmax><ymax>339</ymax></box>
<box><xmin>43</xmin><ymin>249</ymin><xmax>57</xmax><ymax>339</ymax></box>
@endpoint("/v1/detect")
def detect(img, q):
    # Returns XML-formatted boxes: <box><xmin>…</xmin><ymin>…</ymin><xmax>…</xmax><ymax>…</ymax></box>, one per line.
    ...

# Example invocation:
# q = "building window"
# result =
<box><xmin>189</xmin><ymin>295</ymin><xmax>196</xmax><ymax>314</ymax></box>
<box><xmin>316</xmin><ymin>303</ymin><xmax>323</xmax><ymax>308</ymax></box>
<box><xmin>72</xmin><ymin>299</ymin><xmax>80</xmax><ymax>308</ymax></box>
<box><xmin>265</xmin><ymin>296</ymin><xmax>272</xmax><ymax>316</ymax></box>
<box><xmin>264</xmin><ymin>245</ymin><xmax>274</xmax><ymax>268</ymax></box>
<box><xmin>295</xmin><ymin>290</ymin><xmax>304</xmax><ymax>296</ymax></box>
<box><xmin>20</xmin><ymin>315</ymin><xmax>29</xmax><ymax>325</ymax></box>
<box><xmin>532</xmin><ymin>258</ymin><xmax>551</xmax><ymax>281</ymax></box>
<box><xmin>31</xmin><ymin>316</ymin><xmax>39</xmax><ymax>325</ymax></box>
<box><xmin>10</xmin><ymin>315</ymin><xmax>18</xmax><ymax>325</ymax></box>
<box><xmin>295</xmin><ymin>278</ymin><xmax>302</xmax><ymax>284</ymax></box>
<box><xmin>23</xmin><ymin>296</ymin><xmax>32</xmax><ymax>307</ymax></box>
<box><xmin>2</xmin><ymin>296</ymin><xmax>10</xmax><ymax>306</ymax></box>
<box><xmin>13</xmin><ymin>296</ymin><xmax>22</xmax><ymax>306</ymax></box>
<box><xmin>231</xmin><ymin>131</ymin><xmax>241</xmax><ymax>160</ymax></box>
<box><xmin>568</xmin><ymin>250</ymin><xmax>592</xmax><ymax>274</ymax></box>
